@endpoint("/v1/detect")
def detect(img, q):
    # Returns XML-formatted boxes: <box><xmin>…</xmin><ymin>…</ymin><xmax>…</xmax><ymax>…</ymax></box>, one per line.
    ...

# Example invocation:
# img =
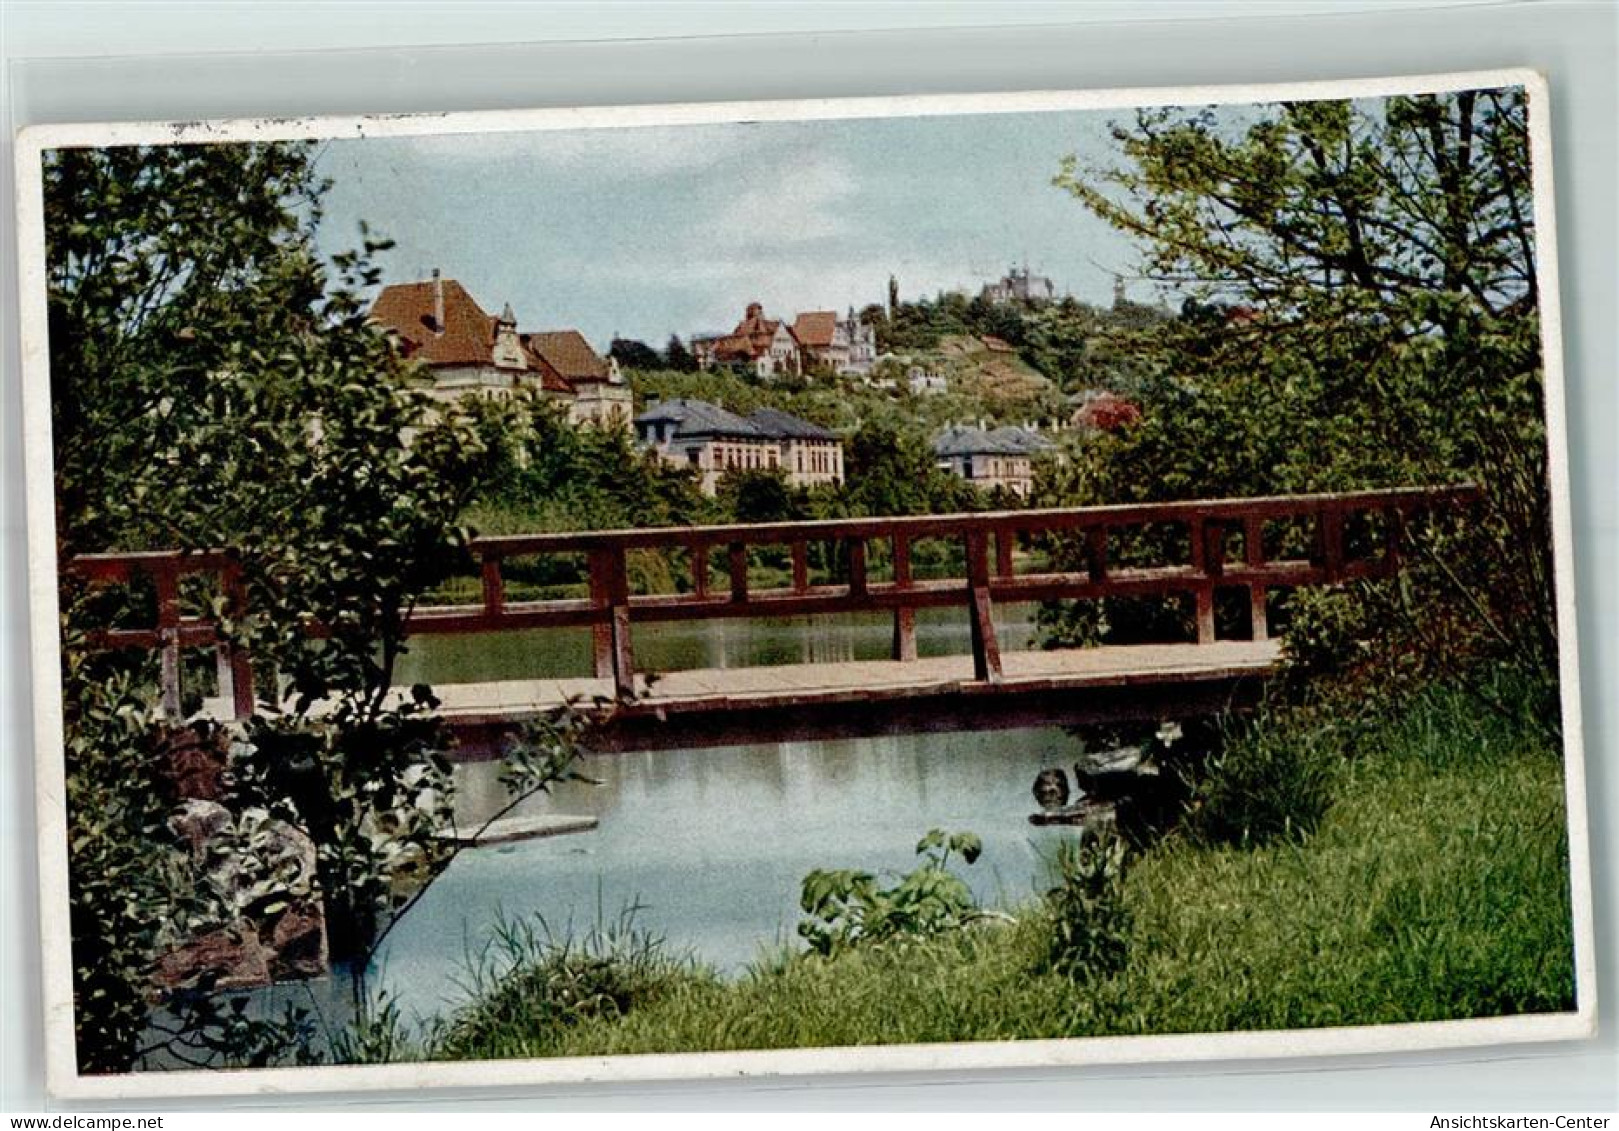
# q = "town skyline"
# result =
<box><xmin>312</xmin><ymin>106</ymin><xmax>1151</xmax><ymax>349</ymax></box>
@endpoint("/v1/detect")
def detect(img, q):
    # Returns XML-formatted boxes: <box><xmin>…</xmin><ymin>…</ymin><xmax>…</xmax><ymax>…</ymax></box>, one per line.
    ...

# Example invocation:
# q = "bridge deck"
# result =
<box><xmin>419</xmin><ymin>640</ymin><xmax>1283</xmax><ymax>727</ymax></box>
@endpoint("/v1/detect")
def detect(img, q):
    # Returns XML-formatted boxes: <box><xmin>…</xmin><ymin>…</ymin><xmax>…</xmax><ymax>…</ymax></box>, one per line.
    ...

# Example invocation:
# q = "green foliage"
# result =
<box><xmin>324</xmin><ymin>990</ymin><xmax>418</xmax><ymax>1066</ymax></box>
<box><xmin>1280</xmin><ymin>585</ymin><xmax>1373</xmax><ymax>680</ymax></box>
<box><xmin>1184</xmin><ymin>711</ymin><xmax>1342</xmax><ymax>848</ymax></box>
<box><xmin>663</xmin><ymin>334</ymin><xmax>698</xmax><ymax>372</ymax></box>
<box><xmin>472</xmin><ymin>394</ymin><xmax>711</xmax><ymax>535</ymax></box>
<box><xmin>441</xmin><ymin>667</ymin><xmax>1572</xmax><ymax>1058</ymax></box>
<box><xmin>227</xmin><ymin>701</ymin><xmax>454</xmax><ymax>957</ymax></box>
<box><xmin>716</xmin><ymin>467</ymin><xmax>808</xmax><ymax>524</ymax></box>
<box><xmin>1019</xmin><ymin>296</ymin><xmax>1170</xmax><ymax>395</ymax></box>
<box><xmin>797</xmin><ymin>829</ymin><xmax>984</xmax><ymax>957</ymax></box>
<box><xmin>145</xmin><ymin>994</ymin><xmax>322</xmax><ymax>1071</ymax></box>
<box><xmin>1039</xmin><ymin>831</ymin><xmax>1131</xmax><ymax>982</ymax></box>
<box><xmin>608</xmin><ymin>337</ymin><xmax>663</xmax><ymax>370</ymax></box>
<box><xmin>1044</xmin><ymin>88</ymin><xmax>1554</xmax><ymax>678</ymax></box>
<box><xmin>840</xmin><ymin>421</ymin><xmax>978</xmax><ymax>518</ymax></box>
<box><xmin>495</xmin><ymin>706</ymin><xmax>599</xmax><ymax>804</ymax></box>
<box><xmin>45</xmin><ymin>139</ymin><xmax>529</xmax><ymax>1071</ymax></box>
<box><xmin>59</xmin><ymin>641</ymin><xmax>187</xmax><ymax>1072</ymax></box>
<box><xmin>437</xmin><ymin>908</ymin><xmax>691</xmax><ymax>1059</ymax></box>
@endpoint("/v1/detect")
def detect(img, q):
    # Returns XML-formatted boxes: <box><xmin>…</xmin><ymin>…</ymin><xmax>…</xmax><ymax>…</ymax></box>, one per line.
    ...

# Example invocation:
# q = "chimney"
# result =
<box><xmin>432</xmin><ymin>268</ymin><xmax>445</xmax><ymax>335</ymax></box>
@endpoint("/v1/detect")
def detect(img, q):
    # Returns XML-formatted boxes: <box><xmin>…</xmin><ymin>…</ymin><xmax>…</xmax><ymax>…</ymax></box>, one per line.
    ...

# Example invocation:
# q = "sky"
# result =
<box><xmin>312</xmin><ymin>106</ymin><xmax>1154</xmax><ymax>350</ymax></box>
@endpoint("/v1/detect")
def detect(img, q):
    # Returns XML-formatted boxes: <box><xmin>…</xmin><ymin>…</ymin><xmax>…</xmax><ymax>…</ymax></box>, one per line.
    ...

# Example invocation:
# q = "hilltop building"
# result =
<box><xmin>635</xmin><ymin>398</ymin><xmax>843</xmax><ymax>495</ymax></box>
<box><xmin>790</xmin><ymin>308</ymin><xmax>878</xmax><ymax>376</ymax></box>
<box><xmin>933</xmin><ymin>424</ymin><xmax>1054</xmax><ymax>498</ymax></box>
<box><xmin>692</xmin><ymin>303</ymin><xmax>803</xmax><ymax>380</ymax></box>
<box><xmin>980</xmin><ymin>265</ymin><xmax>1056</xmax><ymax>306</ymax></box>
<box><xmin>369</xmin><ymin>272</ymin><xmax>630</xmax><ymax>426</ymax></box>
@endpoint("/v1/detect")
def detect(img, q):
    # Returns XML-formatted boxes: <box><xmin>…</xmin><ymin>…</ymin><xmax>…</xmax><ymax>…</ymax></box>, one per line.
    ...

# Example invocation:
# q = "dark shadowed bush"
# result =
<box><xmin>1185</xmin><ymin>717</ymin><xmax>1341</xmax><ymax>848</ymax></box>
<box><xmin>1039</xmin><ymin>831</ymin><xmax>1131</xmax><ymax>981</ymax></box>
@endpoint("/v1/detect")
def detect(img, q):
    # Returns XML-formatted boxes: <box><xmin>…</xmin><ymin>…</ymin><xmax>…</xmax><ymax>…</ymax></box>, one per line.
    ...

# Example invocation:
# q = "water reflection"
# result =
<box><xmin>395</xmin><ymin>607</ymin><xmax>1038</xmax><ymax>686</ymax></box>
<box><xmin>367</xmin><ymin>724</ymin><xmax>1083</xmax><ymax>1022</ymax></box>
<box><xmin>364</xmin><ymin>608</ymin><xmax>1066</xmax><ymax>1022</ymax></box>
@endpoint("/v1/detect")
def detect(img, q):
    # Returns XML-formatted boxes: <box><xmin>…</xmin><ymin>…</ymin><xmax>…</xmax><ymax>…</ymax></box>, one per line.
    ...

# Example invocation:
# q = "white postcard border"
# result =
<box><xmin>13</xmin><ymin>67</ymin><xmax>1595</xmax><ymax>1101</ymax></box>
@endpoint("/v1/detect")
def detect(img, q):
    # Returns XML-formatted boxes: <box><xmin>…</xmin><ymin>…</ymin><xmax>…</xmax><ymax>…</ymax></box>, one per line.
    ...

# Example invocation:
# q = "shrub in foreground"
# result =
<box><xmin>1039</xmin><ymin>831</ymin><xmax>1131</xmax><ymax>981</ymax></box>
<box><xmin>797</xmin><ymin>829</ymin><xmax>985</xmax><ymax>957</ymax></box>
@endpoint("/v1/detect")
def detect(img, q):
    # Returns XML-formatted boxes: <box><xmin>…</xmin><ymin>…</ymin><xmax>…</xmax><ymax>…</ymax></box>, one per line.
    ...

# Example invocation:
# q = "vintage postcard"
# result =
<box><xmin>14</xmin><ymin>70</ymin><xmax>1594</xmax><ymax>1099</ymax></box>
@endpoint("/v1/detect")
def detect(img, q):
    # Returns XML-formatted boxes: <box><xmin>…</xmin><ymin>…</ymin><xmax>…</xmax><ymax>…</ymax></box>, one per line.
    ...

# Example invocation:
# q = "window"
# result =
<box><xmin>687</xmin><ymin>448</ymin><xmax>701</xmax><ymax>465</ymax></box>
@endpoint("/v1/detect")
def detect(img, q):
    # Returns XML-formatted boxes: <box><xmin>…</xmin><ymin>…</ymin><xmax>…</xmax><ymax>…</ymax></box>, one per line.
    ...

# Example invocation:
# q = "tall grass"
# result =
<box><xmin>434</xmin><ymin>906</ymin><xmax>705</xmax><ymax>1061</ymax></box>
<box><xmin>432</xmin><ymin>667</ymin><xmax>1574</xmax><ymax>1059</ymax></box>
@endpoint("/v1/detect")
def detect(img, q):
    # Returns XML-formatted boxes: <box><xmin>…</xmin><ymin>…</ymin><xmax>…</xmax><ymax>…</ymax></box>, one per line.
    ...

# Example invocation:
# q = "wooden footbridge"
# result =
<box><xmin>68</xmin><ymin>485</ymin><xmax>1476</xmax><ymax>753</ymax></box>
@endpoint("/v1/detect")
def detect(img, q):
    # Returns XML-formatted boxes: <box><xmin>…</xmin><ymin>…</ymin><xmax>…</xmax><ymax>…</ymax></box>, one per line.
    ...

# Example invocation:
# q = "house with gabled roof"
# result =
<box><xmin>692</xmin><ymin>302</ymin><xmax>803</xmax><ymax>380</ymax></box>
<box><xmin>369</xmin><ymin>272</ymin><xmax>631</xmax><ymax>426</ymax></box>
<box><xmin>790</xmin><ymin>307</ymin><xmax>877</xmax><ymax>377</ymax></box>
<box><xmin>635</xmin><ymin>398</ymin><xmax>843</xmax><ymax>494</ymax></box>
<box><xmin>933</xmin><ymin>424</ymin><xmax>1054</xmax><ymax>498</ymax></box>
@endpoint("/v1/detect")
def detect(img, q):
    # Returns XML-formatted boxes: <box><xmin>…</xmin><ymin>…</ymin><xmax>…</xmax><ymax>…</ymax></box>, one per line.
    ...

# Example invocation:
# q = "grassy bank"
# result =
<box><xmin>431</xmin><ymin>670</ymin><xmax>1575</xmax><ymax>1061</ymax></box>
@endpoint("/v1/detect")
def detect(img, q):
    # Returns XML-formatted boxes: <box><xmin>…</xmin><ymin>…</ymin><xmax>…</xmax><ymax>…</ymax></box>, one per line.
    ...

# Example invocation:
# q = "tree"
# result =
<box><xmin>1048</xmin><ymin>89</ymin><xmax>1554</xmax><ymax>676</ymax></box>
<box><xmin>608</xmin><ymin>336</ymin><xmax>663</xmax><ymax>371</ymax></box>
<box><xmin>719</xmin><ymin>467</ymin><xmax>804</xmax><ymax>525</ymax></box>
<box><xmin>663</xmin><ymin>334</ymin><xmax>698</xmax><ymax>372</ymax></box>
<box><xmin>44</xmin><ymin>141</ymin><xmax>517</xmax><ymax>1070</ymax></box>
<box><xmin>841</xmin><ymin>422</ymin><xmax>973</xmax><ymax>518</ymax></box>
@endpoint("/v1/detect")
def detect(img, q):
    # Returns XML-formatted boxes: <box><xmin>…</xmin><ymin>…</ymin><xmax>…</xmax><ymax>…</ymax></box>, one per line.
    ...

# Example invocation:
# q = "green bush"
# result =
<box><xmin>1185</xmin><ymin>717</ymin><xmax>1340</xmax><ymax>848</ymax></box>
<box><xmin>1039</xmin><ymin>831</ymin><xmax>1131</xmax><ymax>981</ymax></box>
<box><xmin>797</xmin><ymin>829</ymin><xmax>984</xmax><ymax>957</ymax></box>
<box><xmin>437</xmin><ymin>909</ymin><xmax>691</xmax><ymax>1059</ymax></box>
<box><xmin>1280</xmin><ymin>585</ymin><xmax>1371</xmax><ymax>680</ymax></box>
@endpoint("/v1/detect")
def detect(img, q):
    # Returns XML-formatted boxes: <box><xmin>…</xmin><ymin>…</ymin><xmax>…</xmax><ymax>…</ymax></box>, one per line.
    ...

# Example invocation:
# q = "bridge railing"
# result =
<box><xmin>66</xmin><ymin>484</ymin><xmax>1479</xmax><ymax>717</ymax></box>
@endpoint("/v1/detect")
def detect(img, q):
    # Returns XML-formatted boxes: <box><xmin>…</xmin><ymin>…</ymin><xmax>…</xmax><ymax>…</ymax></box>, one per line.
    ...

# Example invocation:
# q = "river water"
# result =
<box><xmin>356</xmin><ymin>608</ymin><xmax>1100</xmax><ymax>1022</ymax></box>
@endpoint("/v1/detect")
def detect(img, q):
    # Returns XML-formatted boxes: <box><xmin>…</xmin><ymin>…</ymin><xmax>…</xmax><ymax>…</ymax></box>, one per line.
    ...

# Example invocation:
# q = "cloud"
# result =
<box><xmin>699</xmin><ymin>154</ymin><xmax>859</xmax><ymax>247</ymax></box>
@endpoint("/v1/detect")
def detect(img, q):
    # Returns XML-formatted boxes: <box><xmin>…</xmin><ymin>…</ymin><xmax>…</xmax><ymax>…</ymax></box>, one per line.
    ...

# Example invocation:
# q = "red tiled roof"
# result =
<box><xmin>729</xmin><ymin>302</ymin><xmax>792</xmax><ymax>358</ymax></box>
<box><xmin>523</xmin><ymin>347</ymin><xmax>577</xmax><ymax>394</ymax></box>
<box><xmin>371</xmin><ymin>277</ymin><xmax>595</xmax><ymax>395</ymax></box>
<box><xmin>370</xmin><ymin>279</ymin><xmax>497</xmax><ymax>367</ymax></box>
<box><xmin>792</xmin><ymin>311</ymin><xmax>838</xmax><ymax>350</ymax></box>
<box><xmin>707</xmin><ymin>333</ymin><xmax>758</xmax><ymax>363</ymax></box>
<box><xmin>526</xmin><ymin>330</ymin><xmax>611</xmax><ymax>384</ymax></box>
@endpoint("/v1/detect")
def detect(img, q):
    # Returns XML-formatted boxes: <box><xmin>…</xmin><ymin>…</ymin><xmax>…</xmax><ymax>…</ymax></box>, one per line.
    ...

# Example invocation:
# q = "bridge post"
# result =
<box><xmin>588</xmin><ymin>547</ymin><xmax>636</xmax><ymax>702</ymax></box>
<box><xmin>995</xmin><ymin>530</ymin><xmax>1015</xmax><ymax>578</ymax></box>
<box><xmin>219</xmin><ymin>559</ymin><xmax>255</xmax><ymax>720</ymax></box>
<box><xmin>1085</xmin><ymin>526</ymin><xmax>1108</xmax><ymax>582</ymax></box>
<box><xmin>727</xmin><ymin>542</ymin><xmax>749</xmax><ymax>603</ymax></box>
<box><xmin>1191</xmin><ymin>521</ymin><xmax>1217</xmax><ymax>647</ymax></box>
<box><xmin>891</xmin><ymin>534</ymin><xmax>916</xmax><ymax>662</ymax></box>
<box><xmin>1190</xmin><ymin>518</ymin><xmax>1223</xmax><ymax>645</ymax></box>
<box><xmin>964</xmin><ymin>529</ymin><xmax>1003</xmax><ymax>684</ymax></box>
<box><xmin>692</xmin><ymin>544</ymin><xmax>710</xmax><ymax>598</ymax></box>
<box><xmin>480</xmin><ymin>553</ymin><xmax>506</xmax><ymax>617</ymax></box>
<box><xmin>847</xmin><ymin>538</ymin><xmax>868</xmax><ymax>597</ymax></box>
<box><xmin>153</xmin><ymin>563</ymin><xmax>183</xmax><ymax>720</ymax></box>
<box><xmin>1244</xmin><ymin>516</ymin><xmax>1269</xmax><ymax>642</ymax></box>
<box><xmin>1380</xmin><ymin>504</ymin><xmax>1405</xmax><ymax>577</ymax></box>
<box><xmin>1320</xmin><ymin>505</ymin><xmax>1346</xmax><ymax>582</ymax></box>
<box><xmin>790</xmin><ymin>540</ymin><xmax>808</xmax><ymax>592</ymax></box>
